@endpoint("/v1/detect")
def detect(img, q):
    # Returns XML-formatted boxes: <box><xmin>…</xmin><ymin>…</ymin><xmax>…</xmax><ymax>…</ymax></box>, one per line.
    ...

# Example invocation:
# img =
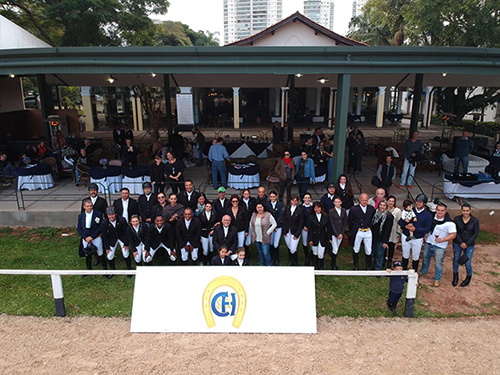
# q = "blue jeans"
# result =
<box><xmin>421</xmin><ymin>243</ymin><xmax>446</xmax><ymax>281</ymax></box>
<box><xmin>255</xmin><ymin>242</ymin><xmax>272</xmax><ymax>266</ymax></box>
<box><xmin>296</xmin><ymin>175</ymin><xmax>309</xmax><ymax>199</ymax></box>
<box><xmin>373</xmin><ymin>242</ymin><xmax>386</xmax><ymax>270</ymax></box>
<box><xmin>3</xmin><ymin>164</ymin><xmax>17</xmax><ymax>177</ymax></box>
<box><xmin>453</xmin><ymin>243</ymin><xmax>474</xmax><ymax>276</ymax></box>
<box><xmin>400</xmin><ymin>158</ymin><xmax>416</xmax><ymax>186</ymax></box>
<box><xmin>211</xmin><ymin>160</ymin><xmax>227</xmax><ymax>189</ymax></box>
<box><xmin>454</xmin><ymin>156</ymin><xmax>469</xmax><ymax>174</ymax></box>
<box><xmin>198</xmin><ymin>148</ymin><xmax>204</xmax><ymax>167</ymax></box>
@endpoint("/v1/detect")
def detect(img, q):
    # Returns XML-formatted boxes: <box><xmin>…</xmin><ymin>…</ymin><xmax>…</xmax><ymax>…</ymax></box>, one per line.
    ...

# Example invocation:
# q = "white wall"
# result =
<box><xmin>250</xmin><ymin>21</ymin><xmax>337</xmax><ymax>47</ymax></box>
<box><xmin>0</xmin><ymin>15</ymin><xmax>51</xmax><ymax>49</ymax></box>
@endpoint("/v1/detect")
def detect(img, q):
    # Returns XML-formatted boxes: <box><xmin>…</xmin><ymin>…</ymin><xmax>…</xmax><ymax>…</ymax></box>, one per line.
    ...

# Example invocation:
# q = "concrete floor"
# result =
<box><xmin>1</xmin><ymin>119</ymin><xmax>498</xmax><ymax>226</ymax></box>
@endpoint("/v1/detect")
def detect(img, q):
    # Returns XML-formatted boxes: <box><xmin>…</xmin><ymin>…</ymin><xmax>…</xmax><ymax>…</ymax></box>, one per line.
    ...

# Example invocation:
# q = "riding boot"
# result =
<box><xmin>304</xmin><ymin>246</ymin><xmax>310</xmax><ymax>266</ymax></box>
<box><xmin>353</xmin><ymin>252</ymin><xmax>359</xmax><ymax>270</ymax></box>
<box><xmin>391</xmin><ymin>301</ymin><xmax>398</xmax><ymax>316</ymax></box>
<box><xmin>269</xmin><ymin>246</ymin><xmax>275</xmax><ymax>265</ymax></box>
<box><xmin>100</xmin><ymin>254</ymin><xmax>108</xmax><ymax>270</ymax></box>
<box><xmin>452</xmin><ymin>272</ymin><xmax>459</xmax><ymax>287</ymax></box>
<box><xmin>85</xmin><ymin>256</ymin><xmax>92</xmax><ymax>270</ymax></box>
<box><xmin>125</xmin><ymin>256</ymin><xmax>133</xmax><ymax>278</ymax></box>
<box><xmin>292</xmin><ymin>252</ymin><xmax>299</xmax><ymax>266</ymax></box>
<box><xmin>365</xmin><ymin>254</ymin><xmax>372</xmax><ymax>270</ymax></box>
<box><xmin>331</xmin><ymin>253</ymin><xmax>338</xmax><ymax>270</ymax></box>
<box><xmin>460</xmin><ymin>275</ymin><xmax>472</xmax><ymax>287</ymax></box>
<box><xmin>312</xmin><ymin>254</ymin><xmax>318</xmax><ymax>270</ymax></box>
<box><xmin>244</xmin><ymin>245</ymin><xmax>250</xmax><ymax>261</ymax></box>
<box><xmin>412</xmin><ymin>260</ymin><xmax>419</xmax><ymax>272</ymax></box>
<box><xmin>402</xmin><ymin>257</ymin><xmax>409</xmax><ymax>270</ymax></box>
<box><xmin>319</xmin><ymin>258</ymin><xmax>324</xmax><ymax>270</ymax></box>
<box><xmin>288</xmin><ymin>252</ymin><xmax>293</xmax><ymax>266</ymax></box>
<box><xmin>93</xmin><ymin>254</ymin><xmax>101</xmax><ymax>267</ymax></box>
<box><xmin>275</xmin><ymin>247</ymin><xmax>280</xmax><ymax>266</ymax></box>
<box><xmin>107</xmin><ymin>258</ymin><xmax>115</xmax><ymax>279</ymax></box>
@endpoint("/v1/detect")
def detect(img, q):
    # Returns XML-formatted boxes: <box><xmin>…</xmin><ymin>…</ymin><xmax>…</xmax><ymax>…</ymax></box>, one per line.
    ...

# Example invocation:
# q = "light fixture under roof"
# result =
<box><xmin>295</xmin><ymin>73</ymin><xmax>303</xmax><ymax>78</ymax></box>
<box><xmin>106</xmin><ymin>75</ymin><xmax>116</xmax><ymax>83</ymax></box>
<box><xmin>9</xmin><ymin>74</ymin><xmax>15</xmax><ymax>78</ymax></box>
<box><xmin>442</xmin><ymin>72</ymin><xmax>448</xmax><ymax>77</ymax></box>
<box><xmin>317</xmin><ymin>76</ymin><xmax>329</xmax><ymax>84</ymax></box>
<box><xmin>151</xmin><ymin>73</ymin><xmax>157</xmax><ymax>77</ymax></box>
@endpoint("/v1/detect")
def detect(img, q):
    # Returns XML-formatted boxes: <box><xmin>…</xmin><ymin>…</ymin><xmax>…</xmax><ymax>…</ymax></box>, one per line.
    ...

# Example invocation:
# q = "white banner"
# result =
<box><xmin>176</xmin><ymin>94</ymin><xmax>194</xmax><ymax>125</ymax></box>
<box><xmin>130</xmin><ymin>267</ymin><xmax>317</xmax><ymax>333</ymax></box>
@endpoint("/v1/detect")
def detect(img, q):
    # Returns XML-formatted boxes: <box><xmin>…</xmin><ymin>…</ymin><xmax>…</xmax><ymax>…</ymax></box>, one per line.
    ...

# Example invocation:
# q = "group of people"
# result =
<box><xmin>76</xmin><ymin>174</ymin><xmax>479</xmax><ymax>290</ymax></box>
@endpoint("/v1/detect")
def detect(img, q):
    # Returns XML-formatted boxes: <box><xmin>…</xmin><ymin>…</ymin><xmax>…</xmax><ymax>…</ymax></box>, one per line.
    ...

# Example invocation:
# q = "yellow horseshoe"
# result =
<box><xmin>202</xmin><ymin>276</ymin><xmax>246</xmax><ymax>329</ymax></box>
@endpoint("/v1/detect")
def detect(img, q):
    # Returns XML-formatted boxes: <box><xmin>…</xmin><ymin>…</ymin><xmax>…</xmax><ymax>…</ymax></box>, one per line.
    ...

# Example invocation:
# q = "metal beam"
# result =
<box><xmin>409</xmin><ymin>73</ymin><xmax>424</xmax><ymax>137</ymax></box>
<box><xmin>331</xmin><ymin>74</ymin><xmax>351</xmax><ymax>181</ymax></box>
<box><xmin>163</xmin><ymin>74</ymin><xmax>173</xmax><ymax>136</ymax></box>
<box><xmin>288</xmin><ymin>74</ymin><xmax>295</xmax><ymax>142</ymax></box>
<box><xmin>37</xmin><ymin>74</ymin><xmax>53</xmax><ymax>141</ymax></box>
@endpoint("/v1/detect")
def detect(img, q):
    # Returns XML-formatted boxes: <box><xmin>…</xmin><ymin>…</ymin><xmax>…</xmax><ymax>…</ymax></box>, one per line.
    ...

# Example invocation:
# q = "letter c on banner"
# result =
<box><xmin>202</xmin><ymin>276</ymin><xmax>246</xmax><ymax>329</ymax></box>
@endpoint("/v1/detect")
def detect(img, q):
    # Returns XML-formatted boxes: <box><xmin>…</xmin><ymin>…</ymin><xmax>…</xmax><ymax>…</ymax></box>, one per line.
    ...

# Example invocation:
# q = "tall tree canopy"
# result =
<box><xmin>347</xmin><ymin>0</ymin><xmax>500</xmax><ymax>123</ymax></box>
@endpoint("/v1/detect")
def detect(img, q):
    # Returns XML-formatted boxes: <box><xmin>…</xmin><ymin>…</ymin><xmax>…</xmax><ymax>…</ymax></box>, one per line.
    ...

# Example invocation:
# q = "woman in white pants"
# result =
<box><xmin>127</xmin><ymin>215</ymin><xmax>147</xmax><ymax>265</ymax></box>
<box><xmin>199</xmin><ymin>201</ymin><xmax>221</xmax><ymax>265</ymax></box>
<box><xmin>266</xmin><ymin>190</ymin><xmax>284</xmax><ymax>266</ymax></box>
<box><xmin>283</xmin><ymin>195</ymin><xmax>304</xmax><ymax>266</ymax></box>
<box><xmin>308</xmin><ymin>202</ymin><xmax>330</xmax><ymax>270</ymax></box>
<box><xmin>301</xmin><ymin>193</ymin><xmax>313</xmax><ymax>266</ymax></box>
<box><xmin>328</xmin><ymin>196</ymin><xmax>348</xmax><ymax>270</ymax></box>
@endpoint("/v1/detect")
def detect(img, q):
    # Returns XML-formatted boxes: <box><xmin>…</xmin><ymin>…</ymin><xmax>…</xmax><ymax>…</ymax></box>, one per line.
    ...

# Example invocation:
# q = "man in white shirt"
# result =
<box><xmin>420</xmin><ymin>203</ymin><xmax>457</xmax><ymax>287</ymax></box>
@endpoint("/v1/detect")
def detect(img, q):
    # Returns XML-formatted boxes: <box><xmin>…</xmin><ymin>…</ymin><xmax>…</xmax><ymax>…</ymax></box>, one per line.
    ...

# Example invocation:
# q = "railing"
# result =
<box><xmin>0</xmin><ymin>269</ymin><xmax>419</xmax><ymax>318</ymax></box>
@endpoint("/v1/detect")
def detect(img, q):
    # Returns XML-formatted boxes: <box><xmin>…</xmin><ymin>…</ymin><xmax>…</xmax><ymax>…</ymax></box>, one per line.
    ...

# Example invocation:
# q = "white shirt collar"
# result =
<box><xmin>361</xmin><ymin>205</ymin><xmax>367</xmax><ymax>213</ymax></box>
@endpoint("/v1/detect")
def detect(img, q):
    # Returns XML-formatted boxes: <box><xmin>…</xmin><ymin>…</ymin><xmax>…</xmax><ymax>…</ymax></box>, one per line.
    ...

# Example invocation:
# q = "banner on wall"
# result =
<box><xmin>176</xmin><ymin>94</ymin><xmax>194</xmax><ymax>125</ymax></box>
<box><xmin>130</xmin><ymin>267</ymin><xmax>317</xmax><ymax>334</ymax></box>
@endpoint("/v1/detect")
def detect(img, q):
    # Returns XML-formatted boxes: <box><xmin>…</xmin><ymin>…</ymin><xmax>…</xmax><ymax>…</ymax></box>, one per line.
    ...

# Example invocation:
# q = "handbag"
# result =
<box><xmin>371</xmin><ymin>176</ymin><xmax>381</xmax><ymax>188</ymax></box>
<box><xmin>457</xmin><ymin>254</ymin><xmax>469</xmax><ymax>265</ymax></box>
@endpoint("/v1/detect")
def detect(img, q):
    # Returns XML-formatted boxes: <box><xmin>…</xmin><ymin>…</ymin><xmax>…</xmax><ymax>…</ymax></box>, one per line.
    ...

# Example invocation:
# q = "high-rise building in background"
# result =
<box><xmin>224</xmin><ymin>0</ymin><xmax>283</xmax><ymax>45</ymax></box>
<box><xmin>351</xmin><ymin>0</ymin><xmax>368</xmax><ymax>18</ymax></box>
<box><xmin>303</xmin><ymin>0</ymin><xmax>334</xmax><ymax>30</ymax></box>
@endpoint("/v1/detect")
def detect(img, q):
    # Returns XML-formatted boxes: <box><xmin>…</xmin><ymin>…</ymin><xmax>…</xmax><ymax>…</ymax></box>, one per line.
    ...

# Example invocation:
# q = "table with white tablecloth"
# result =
<box><xmin>122</xmin><ymin>166</ymin><xmax>151</xmax><ymax>194</ymax></box>
<box><xmin>443</xmin><ymin>175</ymin><xmax>500</xmax><ymax>199</ymax></box>
<box><xmin>228</xmin><ymin>164</ymin><xmax>260</xmax><ymax>189</ymax></box>
<box><xmin>90</xmin><ymin>166</ymin><xmax>123</xmax><ymax>194</ymax></box>
<box><xmin>17</xmin><ymin>164</ymin><xmax>54</xmax><ymax>190</ymax></box>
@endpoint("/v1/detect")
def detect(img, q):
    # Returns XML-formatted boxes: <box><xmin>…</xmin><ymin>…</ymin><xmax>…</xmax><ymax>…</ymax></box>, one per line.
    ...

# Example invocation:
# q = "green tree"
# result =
<box><xmin>347</xmin><ymin>11</ymin><xmax>393</xmax><ymax>46</ymax></box>
<box><xmin>0</xmin><ymin>0</ymin><xmax>170</xmax><ymax>46</ymax></box>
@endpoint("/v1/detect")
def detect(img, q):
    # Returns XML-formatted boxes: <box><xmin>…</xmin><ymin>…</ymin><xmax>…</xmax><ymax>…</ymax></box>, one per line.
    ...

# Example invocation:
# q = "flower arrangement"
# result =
<box><xmin>422</xmin><ymin>142</ymin><xmax>435</xmax><ymax>164</ymax></box>
<box><xmin>99</xmin><ymin>158</ymin><xmax>109</xmax><ymax>169</ymax></box>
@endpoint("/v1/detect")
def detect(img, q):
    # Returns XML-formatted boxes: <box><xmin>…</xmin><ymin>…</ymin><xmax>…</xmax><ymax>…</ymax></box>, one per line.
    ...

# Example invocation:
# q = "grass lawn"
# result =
<box><xmin>0</xmin><ymin>227</ymin><xmax>497</xmax><ymax>319</ymax></box>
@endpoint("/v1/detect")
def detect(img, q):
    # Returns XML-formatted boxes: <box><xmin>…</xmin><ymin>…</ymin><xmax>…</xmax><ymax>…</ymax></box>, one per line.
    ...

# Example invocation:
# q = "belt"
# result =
<box><xmin>359</xmin><ymin>228</ymin><xmax>371</xmax><ymax>232</ymax></box>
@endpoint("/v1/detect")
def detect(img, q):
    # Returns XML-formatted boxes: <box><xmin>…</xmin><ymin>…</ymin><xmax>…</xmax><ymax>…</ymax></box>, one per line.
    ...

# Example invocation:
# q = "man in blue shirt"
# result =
<box><xmin>208</xmin><ymin>138</ymin><xmax>229</xmax><ymax>190</ymax></box>
<box><xmin>454</xmin><ymin>131</ymin><xmax>474</xmax><ymax>174</ymax></box>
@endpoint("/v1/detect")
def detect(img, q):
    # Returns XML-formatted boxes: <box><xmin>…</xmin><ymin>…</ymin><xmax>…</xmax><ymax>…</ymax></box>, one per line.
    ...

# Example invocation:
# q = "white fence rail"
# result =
<box><xmin>0</xmin><ymin>269</ymin><xmax>418</xmax><ymax>318</ymax></box>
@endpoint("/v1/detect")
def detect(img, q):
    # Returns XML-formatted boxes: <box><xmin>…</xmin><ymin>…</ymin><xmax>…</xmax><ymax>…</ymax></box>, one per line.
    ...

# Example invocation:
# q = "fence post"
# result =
<box><xmin>50</xmin><ymin>274</ymin><xmax>66</xmax><ymax>317</ymax></box>
<box><xmin>404</xmin><ymin>269</ymin><xmax>419</xmax><ymax>318</ymax></box>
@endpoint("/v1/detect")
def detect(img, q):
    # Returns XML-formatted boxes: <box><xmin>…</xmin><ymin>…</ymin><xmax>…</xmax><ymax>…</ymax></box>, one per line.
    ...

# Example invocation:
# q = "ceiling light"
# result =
<box><xmin>9</xmin><ymin>74</ymin><xmax>15</xmax><ymax>78</ymax></box>
<box><xmin>151</xmin><ymin>73</ymin><xmax>157</xmax><ymax>77</ymax></box>
<box><xmin>295</xmin><ymin>73</ymin><xmax>303</xmax><ymax>78</ymax></box>
<box><xmin>106</xmin><ymin>75</ymin><xmax>116</xmax><ymax>83</ymax></box>
<box><xmin>442</xmin><ymin>72</ymin><xmax>448</xmax><ymax>77</ymax></box>
<box><xmin>317</xmin><ymin>76</ymin><xmax>329</xmax><ymax>84</ymax></box>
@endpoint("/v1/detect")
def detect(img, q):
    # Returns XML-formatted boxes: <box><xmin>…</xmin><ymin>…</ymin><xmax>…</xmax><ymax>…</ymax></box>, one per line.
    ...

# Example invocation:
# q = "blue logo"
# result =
<box><xmin>211</xmin><ymin>292</ymin><xmax>237</xmax><ymax>317</ymax></box>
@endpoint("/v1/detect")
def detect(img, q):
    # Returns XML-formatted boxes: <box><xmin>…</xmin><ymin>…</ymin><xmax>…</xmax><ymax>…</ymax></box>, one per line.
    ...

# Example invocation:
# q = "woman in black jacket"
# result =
<box><xmin>301</xmin><ymin>193</ymin><xmax>313</xmax><ymax>266</ymax></box>
<box><xmin>453</xmin><ymin>203</ymin><xmax>480</xmax><ymax>287</ymax></box>
<box><xmin>282</xmin><ymin>195</ymin><xmax>304</xmax><ymax>266</ymax></box>
<box><xmin>127</xmin><ymin>214</ymin><xmax>147</xmax><ymax>265</ymax></box>
<box><xmin>265</xmin><ymin>190</ymin><xmax>284</xmax><ymax>266</ymax></box>
<box><xmin>199</xmin><ymin>201</ymin><xmax>221</xmax><ymax>265</ymax></box>
<box><xmin>225</xmin><ymin>195</ymin><xmax>248</xmax><ymax>248</ymax></box>
<box><xmin>371</xmin><ymin>200</ymin><xmax>394</xmax><ymax>270</ymax></box>
<box><xmin>150</xmin><ymin>154</ymin><xmax>166</xmax><ymax>194</ymax></box>
<box><xmin>165</xmin><ymin>150</ymin><xmax>185</xmax><ymax>194</ymax></box>
<box><xmin>308</xmin><ymin>202</ymin><xmax>330</xmax><ymax>270</ymax></box>
<box><xmin>335</xmin><ymin>174</ymin><xmax>355</xmax><ymax>213</ymax></box>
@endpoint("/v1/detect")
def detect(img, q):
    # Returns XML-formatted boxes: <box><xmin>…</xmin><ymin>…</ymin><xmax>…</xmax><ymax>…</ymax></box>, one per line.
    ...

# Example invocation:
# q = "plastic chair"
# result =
<box><xmin>76</xmin><ymin>163</ymin><xmax>90</xmax><ymax>189</ymax></box>
<box><xmin>42</xmin><ymin>157</ymin><xmax>58</xmax><ymax>180</ymax></box>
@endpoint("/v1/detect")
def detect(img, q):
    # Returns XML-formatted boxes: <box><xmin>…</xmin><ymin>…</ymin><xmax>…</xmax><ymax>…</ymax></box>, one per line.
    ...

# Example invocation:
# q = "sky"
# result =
<box><xmin>154</xmin><ymin>0</ymin><xmax>354</xmax><ymax>45</ymax></box>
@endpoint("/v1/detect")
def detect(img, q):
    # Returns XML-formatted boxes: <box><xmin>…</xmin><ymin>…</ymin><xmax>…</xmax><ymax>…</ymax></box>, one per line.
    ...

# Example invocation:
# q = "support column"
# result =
<box><xmin>232</xmin><ymin>87</ymin><xmax>240</xmax><ymax>129</ymax></box>
<box><xmin>328</xmin><ymin>88</ymin><xmax>335</xmax><ymax>130</ymax></box>
<box><xmin>274</xmin><ymin>88</ymin><xmax>280</xmax><ymax>116</ymax></box>
<box><xmin>384</xmin><ymin>87</ymin><xmax>392</xmax><ymax>111</ymax></box>
<box><xmin>409</xmin><ymin>74</ymin><xmax>424</xmax><ymax>137</ymax></box>
<box><xmin>163</xmin><ymin>74</ymin><xmax>173</xmax><ymax>136</ymax></box>
<box><xmin>81</xmin><ymin>86</ymin><xmax>94</xmax><ymax>132</ymax></box>
<box><xmin>331</xmin><ymin>74</ymin><xmax>351</xmax><ymax>181</ymax></box>
<box><xmin>288</xmin><ymin>75</ymin><xmax>295</xmax><ymax>141</ymax></box>
<box><xmin>347</xmin><ymin>88</ymin><xmax>354</xmax><ymax>114</ymax></box>
<box><xmin>422</xmin><ymin>86</ymin><xmax>433</xmax><ymax>129</ymax></box>
<box><xmin>51</xmin><ymin>274</ymin><xmax>66</xmax><ymax>317</ymax></box>
<box><xmin>281</xmin><ymin>87</ymin><xmax>288</xmax><ymax>130</ymax></box>
<box><xmin>376</xmin><ymin>86</ymin><xmax>386</xmax><ymax>128</ymax></box>
<box><xmin>396</xmin><ymin>88</ymin><xmax>403</xmax><ymax>115</ymax></box>
<box><xmin>315</xmin><ymin>87</ymin><xmax>321</xmax><ymax>116</ymax></box>
<box><xmin>193</xmin><ymin>88</ymin><xmax>200</xmax><ymax>125</ymax></box>
<box><xmin>356</xmin><ymin>87</ymin><xmax>362</xmax><ymax>115</ymax></box>
<box><xmin>37</xmin><ymin>74</ymin><xmax>53</xmax><ymax>140</ymax></box>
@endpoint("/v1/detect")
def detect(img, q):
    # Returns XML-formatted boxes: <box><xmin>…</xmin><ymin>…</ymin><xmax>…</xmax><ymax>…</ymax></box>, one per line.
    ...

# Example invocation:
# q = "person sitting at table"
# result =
<box><xmin>36</xmin><ymin>141</ymin><xmax>51</xmax><ymax>161</ymax></box>
<box><xmin>82</xmin><ymin>138</ymin><xmax>97</xmax><ymax>155</ymax></box>
<box><xmin>213</xmin><ymin>215</ymin><xmax>238</xmax><ymax>260</ymax></box>
<box><xmin>77</xmin><ymin>199</ymin><xmax>106</xmax><ymax>272</ymax></box>
<box><xmin>51</xmin><ymin>130</ymin><xmax>67</xmax><ymax>151</ymax></box>
<box><xmin>138</xmin><ymin>182</ymin><xmax>157</xmax><ymax>226</ymax></box>
<box><xmin>212</xmin><ymin>186</ymin><xmax>230</xmax><ymax>217</ymax></box>
<box><xmin>101</xmin><ymin>206</ymin><xmax>130</xmax><ymax>277</ymax></box>
<box><xmin>21</xmin><ymin>143</ymin><xmax>37</xmax><ymax>164</ymax></box>
<box><xmin>0</xmin><ymin>152</ymin><xmax>18</xmax><ymax>185</ymax></box>
<box><xmin>113</xmin><ymin>187</ymin><xmax>139</xmax><ymax>223</ymax></box>
<box><xmin>177</xmin><ymin>179</ymin><xmax>200</xmax><ymax>211</ymax></box>
<box><xmin>75</xmin><ymin>148</ymin><xmax>90</xmax><ymax>186</ymax></box>
<box><xmin>176</xmin><ymin>207</ymin><xmax>202</xmax><ymax>265</ymax></box>
<box><xmin>165</xmin><ymin>150</ymin><xmax>185</xmax><ymax>195</ymax></box>
<box><xmin>122</xmin><ymin>138</ymin><xmax>138</xmax><ymax>167</ymax></box>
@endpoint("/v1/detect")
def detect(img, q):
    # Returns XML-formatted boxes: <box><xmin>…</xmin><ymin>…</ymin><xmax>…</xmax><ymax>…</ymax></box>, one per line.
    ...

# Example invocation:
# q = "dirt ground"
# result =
<box><xmin>1</xmin><ymin>315</ymin><xmax>499</xmax><ymax>375</ymax></box>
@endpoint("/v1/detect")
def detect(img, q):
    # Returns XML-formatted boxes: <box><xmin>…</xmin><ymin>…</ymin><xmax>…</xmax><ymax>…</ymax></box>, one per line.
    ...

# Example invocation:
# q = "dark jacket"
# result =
<box><xmin>328</xmin><ymin>207</ymin><xmax>348</xmax><ymax>237</ymax></box>
<box><xmin>389</xmin><ymin>275</ymin><xmax>408</xmax><ymax>294</ymax></box>
<box><xmin>101</xmin><ymin>216</ymin><xmax>129</xmax><ymax>250</ymax></box>
<box><xmin>81</xmin><ymin>196</ymin><xmax>107</xmax><ymax>214</ymax></box>
<box><xmin>177</xmin><ymin>190</ymin><xmax>201</xmax><ymax>211</ymax></box>
<box><xmin>453</xmin><ymin>215</ymin><xmax>479</xmax><ymax>246</ymax></box>
<box><xmin>113</xmin><ymin>197</ymin><xmax>139</xmax><ymax>222</ymax></box>
<box><xmin>176</xmin><ymin>217</ymin><xmax>202</xmax><ymax>249</ymax></box>
<box><xmin>454</xmin><ymin>137</ymin><xmax>474</xmax><ymax>158</ymax></box>
<box><xmin>348</xmin><ymin>204</ymin><xmax>375</xmax><ymax>246</ymax></box>
<box><xmin>302</xmin><ymin>204</ymin><xmax>313</xmax><ymax>230</ymax></box>
<box><xmin>213</xmin><ymin>225</ymin><xmax>238</xmax><ymax>254</ymax></box>
<box><xmin>127</xmin><ymin>223</ymin><xmax>147</xmax><ymax>252</ymax></box>
<box><xmin>241</xmin><ymin>197</ymin><xmax>256</xmax><ymax>226</ymax></box>
<box><xmin>255</xmin><ymin>194</ymin><xmax>269</xmax><ymax>209</ymax></box>
<box><xmin>211</xmin><ymin>255</ymin><xmax>233</xmax><ymax>266</ymax></box>
<box><xmin>371</xmin><ymin>213</ymin><xmax>394</xmax><ymax>244</ymax></box>
<box><xmin>232</xmin><ymin>258</ymin><xmax>250</xmax><ymax>266</ymax></box>
<box><xmin>199</xmin><ymin>210</ymin><xmax>221</xmax><ymax>238</ymax></box>
<box><xmin>225</xmin><ymin>205</ymin><xmax>248</xmax><ymax>233</ymax></box>
<box><xmin>138</xmin><ymin>194</ymin><xmax>158</xmax><ymax>223</ymax></box>
<box><xmin>150</xmin><ymin>162</ymin><xmax>166</xmax><ymax>184</ymax></box>
<box><xmin>335</xmin><ymin>184</ymin><xmax>355</xmax><ymax>210</ymax></box>
<box><xmin>272</xmin><ymin>124</ymin><xmax>282</xmax><ymax>145</ymax></box>
<box><xmin>151</xmin><ymin>203</ymin><xmax>168</xmax><ymax>222</ymax></box>
<box><xmin>145</xmin><ymin>223</ymin><xmax>174</xmax><ymax>251</ymax></box>
<box><xmin>212</xmin><ymin>197</ymin><xmax>230</xmax><ymax>217</ymax></box>
<box><xmin>77</xmin><ymin>210</ymin><xmax>103</xmax><ymax>257</ymax></box>
<box><xmin>398</xmin><ymin>208</ymin><xmax>432</xmax><ymax>239</ymax></box>
<box><xmin>308</xmin><ymin>213</ymin><xmax>329</xmax><ymax>247</ymax></box>
<box><xmin>320</xmin><ymin>194</ymin><xmax>337</xmax><ymax>213</ymax></box>
<box><xmin>265</xmin><ymin>200</ymin><xmax>284</xmax><ymax>228</ymax></box>
<box><xmin>282</xmin><ymin>205</ymin><xmax>304</xmax><ymax>238</ymax></box>
<box><xmin>113</xmin><ymin>129</ymin><xmax>126</xmax><ymax>146</ymax></box>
